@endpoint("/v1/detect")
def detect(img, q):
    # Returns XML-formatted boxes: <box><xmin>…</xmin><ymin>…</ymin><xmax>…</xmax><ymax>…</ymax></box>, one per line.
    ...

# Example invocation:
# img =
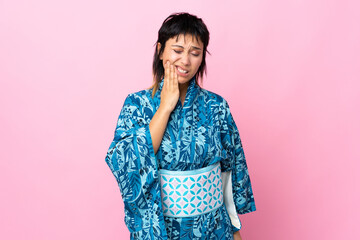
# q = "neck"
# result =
<box><xmin>178</xmin><ymin>81</ymin><xmax>190</xmax><ymax>106</ymax></box>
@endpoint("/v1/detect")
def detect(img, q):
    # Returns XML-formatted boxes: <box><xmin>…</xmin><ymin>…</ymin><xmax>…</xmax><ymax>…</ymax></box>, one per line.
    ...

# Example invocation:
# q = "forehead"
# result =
<box><xmin>167</xmin><ymin>33</ymin><xmax>203</xmax><ymax>48</ymax></box>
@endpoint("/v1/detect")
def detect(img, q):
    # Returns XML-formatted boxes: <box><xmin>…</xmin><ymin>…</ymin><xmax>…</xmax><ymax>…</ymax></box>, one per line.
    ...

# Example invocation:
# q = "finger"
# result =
<box><xmin>173</xmin><ymin>65</ymin><xmax>178</xmax><ymax>85</ymax></box>
<box><xmin>173</xmin><ymin>65</ymin><xmax>179</xmax><ymax>89</ymax></box>
<box><xmin>170</xmin><ymin>64</ymin><xmax>175</xmax><ymax>86</ymax></box>
<box><xmin>174</xmin><ymin>68</ymin><xmax>178</xmax><ymax>86</ymax></box>
<box><xmin>170</xmin><ymin>63</ymin><xmax>174</xmax><ymax>89</ymax></box>
<box><xmin>164</xmin><ymin>61</ymin><xmax>169</xmax><ymax>88</ymax></box>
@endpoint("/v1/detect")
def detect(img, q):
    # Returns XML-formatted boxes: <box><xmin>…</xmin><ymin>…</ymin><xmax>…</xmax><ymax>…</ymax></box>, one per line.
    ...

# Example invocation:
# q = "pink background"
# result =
<box><xmin>1</xmin><ymin>0</ymin><xmax>359</xmax><ymax>239</ymax></box>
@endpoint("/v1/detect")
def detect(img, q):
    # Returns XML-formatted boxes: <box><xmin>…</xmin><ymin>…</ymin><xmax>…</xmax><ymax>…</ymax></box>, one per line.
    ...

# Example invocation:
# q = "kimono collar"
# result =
<box><xmin>153</xmin><ymin>75</ymin><xmax>200</xmax><ymax>110</ymax></box>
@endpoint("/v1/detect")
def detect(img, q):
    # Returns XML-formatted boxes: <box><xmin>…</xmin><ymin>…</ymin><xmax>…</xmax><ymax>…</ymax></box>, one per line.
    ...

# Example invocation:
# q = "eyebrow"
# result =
<box><xmin>171</xmin><ymin>44</ymin><xmax>202</xmax><ymax>51</ymax></box>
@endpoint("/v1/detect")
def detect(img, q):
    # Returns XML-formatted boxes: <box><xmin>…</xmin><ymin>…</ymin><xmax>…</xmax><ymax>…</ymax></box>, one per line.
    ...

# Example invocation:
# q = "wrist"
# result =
<box><xmin>158</xmin><ymin>104</ymin><xmax>173</xmax><ymax>115</ymax></box>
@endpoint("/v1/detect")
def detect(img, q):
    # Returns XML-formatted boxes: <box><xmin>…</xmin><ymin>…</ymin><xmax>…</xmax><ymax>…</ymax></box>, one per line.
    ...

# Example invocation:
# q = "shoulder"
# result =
<box><xmin>198</xmin><ymin>88</ymin><xmax>229</xmax><ymax>108</ymax></box>
<box><xmin>124</xmin><ymin>89</ymin><xmax>152</xmax><ymax>106</ymax></box>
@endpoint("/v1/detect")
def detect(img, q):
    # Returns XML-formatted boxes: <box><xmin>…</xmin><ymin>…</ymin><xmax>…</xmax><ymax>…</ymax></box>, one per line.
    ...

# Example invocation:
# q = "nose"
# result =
<box><xmin>181</xmin><ymin>53</ymin><xmax>191</xmax><ymax>66</ymax></box>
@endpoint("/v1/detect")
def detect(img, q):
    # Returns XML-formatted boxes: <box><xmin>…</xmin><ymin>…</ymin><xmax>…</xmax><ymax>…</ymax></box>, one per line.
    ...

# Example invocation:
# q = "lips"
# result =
<box><xmin>176</xmin><ymin>66</ymin><xmax>189</xmax><ymax>73</ymax></box>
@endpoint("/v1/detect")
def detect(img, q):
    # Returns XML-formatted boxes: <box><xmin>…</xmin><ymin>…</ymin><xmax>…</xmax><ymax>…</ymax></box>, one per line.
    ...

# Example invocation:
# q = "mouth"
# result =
<box><xmin>175</xmin><ymin>66</ymin><xmax>189</xmax><ymax>74</ymax></box>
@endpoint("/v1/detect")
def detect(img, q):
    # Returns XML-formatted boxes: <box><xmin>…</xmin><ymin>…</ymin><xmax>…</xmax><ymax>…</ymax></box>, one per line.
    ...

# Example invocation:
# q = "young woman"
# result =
<box><xmin>105</xmin><ymin>12</ymin><xmax>256</xmax><ymax>240</ymax></box>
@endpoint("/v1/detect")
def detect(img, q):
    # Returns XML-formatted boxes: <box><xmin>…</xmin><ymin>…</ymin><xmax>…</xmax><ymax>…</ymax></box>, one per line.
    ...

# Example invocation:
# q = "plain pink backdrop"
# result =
<box><xmin>1</xmin><ymin>0</ymin><xmax>359</xmax><ymax>239</ymax></box>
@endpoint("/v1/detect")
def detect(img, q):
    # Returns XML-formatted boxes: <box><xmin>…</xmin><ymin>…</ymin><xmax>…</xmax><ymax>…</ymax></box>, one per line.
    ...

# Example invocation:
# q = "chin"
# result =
<box><xmin>177</xmin><ymin>79</ymin><xmax>190</xmax><ymax>85</ymax></box>
<box><xmin>178</xmin><ymin>75</ymin><xmax>194</xmax><ymax>84</ymax></box>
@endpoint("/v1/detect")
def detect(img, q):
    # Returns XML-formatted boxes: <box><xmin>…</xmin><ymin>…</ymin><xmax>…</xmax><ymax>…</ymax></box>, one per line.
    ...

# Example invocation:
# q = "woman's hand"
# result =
<box><xmin>233</xmin><ymin>231</ymin><xmax>242</xmax><ymax>240</ymax></box>
<box><xmin>149</xmin><ymin>61</ymin><xmax>179</xmax><ymax>154</ymax></box>
<box><xmin>159</xmin><ymin>60</ymin><xmax>179</xmax><ymax>113</ymax></box>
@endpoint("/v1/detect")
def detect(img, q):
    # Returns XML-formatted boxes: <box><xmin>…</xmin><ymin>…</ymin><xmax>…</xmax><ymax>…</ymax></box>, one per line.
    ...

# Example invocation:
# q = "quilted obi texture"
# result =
<box><xmin>159</xmin><ymin>162</ymin><xmax>224</xmax><ymax>217</ymax></box>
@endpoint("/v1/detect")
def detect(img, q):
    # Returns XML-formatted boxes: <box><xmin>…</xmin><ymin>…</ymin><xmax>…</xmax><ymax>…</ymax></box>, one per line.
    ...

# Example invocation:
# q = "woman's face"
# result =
<box><xmin>158</xmin><ymin>33</ymin><xmax>204</xmax><ymax>85</ymax></box>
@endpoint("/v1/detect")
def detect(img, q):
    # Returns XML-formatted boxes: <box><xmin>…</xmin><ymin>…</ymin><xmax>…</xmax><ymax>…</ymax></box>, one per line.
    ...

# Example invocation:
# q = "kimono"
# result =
<box><xmin>105</xmin><ymin>75</ymin><xmax>256</xmax><ymax>240</ymax></box>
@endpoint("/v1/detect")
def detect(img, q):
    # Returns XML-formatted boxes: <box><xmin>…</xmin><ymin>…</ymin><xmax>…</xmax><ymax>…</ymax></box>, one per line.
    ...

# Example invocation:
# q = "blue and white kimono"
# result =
<box><xmin>105</xmin><ymin>75</ymin><xmax>256</xmax><ymax>239</ymax></box>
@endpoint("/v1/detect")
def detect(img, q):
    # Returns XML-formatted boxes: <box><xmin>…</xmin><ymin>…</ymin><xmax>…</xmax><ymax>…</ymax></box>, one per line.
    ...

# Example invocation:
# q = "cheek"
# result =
<box><xmin>169</xmin><ymin>53</ymin><xmax>180</xmax><ymax>63</ymax></box>
<box><xmin>193</xmin><ymin>58</ymin><xmax>203</xmax><ymax>69</ymax></box>
<box><xmin>163</xmin><ymin>55</ymin><xmax>178</xmax><ymax>67</ymax></box>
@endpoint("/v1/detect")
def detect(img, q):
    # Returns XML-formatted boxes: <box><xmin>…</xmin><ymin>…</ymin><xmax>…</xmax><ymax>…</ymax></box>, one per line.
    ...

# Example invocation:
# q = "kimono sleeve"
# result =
<box><xmin>220</xmin><ymin>98</ymin><xmax>256</xmax><ymax>231</ymax></box>
<box><xmin>105</xmin><ymin>93</ymin><xmax>168</xmax><ymax>240</ymax></box>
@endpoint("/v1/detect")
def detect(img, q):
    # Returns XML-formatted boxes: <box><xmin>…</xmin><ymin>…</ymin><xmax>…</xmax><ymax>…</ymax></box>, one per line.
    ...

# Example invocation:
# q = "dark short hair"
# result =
<box><xmin>150</xmin><ymin>12</ymin><xmax>211</xmax><ymax>97</ymax></box>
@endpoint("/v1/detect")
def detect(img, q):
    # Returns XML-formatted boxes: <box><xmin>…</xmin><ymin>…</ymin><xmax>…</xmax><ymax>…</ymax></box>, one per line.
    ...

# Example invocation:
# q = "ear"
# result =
<box><xmin>157</xmin><ymin>42</ymin><xmax>162</xmax><ymax>60</ymax></box>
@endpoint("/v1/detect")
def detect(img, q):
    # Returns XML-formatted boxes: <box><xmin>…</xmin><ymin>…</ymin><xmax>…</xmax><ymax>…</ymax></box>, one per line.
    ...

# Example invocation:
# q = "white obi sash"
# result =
<box><xmin>159</xmin><ymin>162</ymin><xmax>242</xmax><ymax>229</ymax></box>
<box><xmin>159</xmin><ymin>162</ymin><xmax>223</xmax><ymax>217</ymax></box>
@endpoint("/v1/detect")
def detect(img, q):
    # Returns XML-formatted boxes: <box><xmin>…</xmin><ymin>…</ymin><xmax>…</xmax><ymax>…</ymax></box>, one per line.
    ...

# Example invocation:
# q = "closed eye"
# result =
<box><xmin>173</xmin><ymin>50</ymin><xmax>200</xmax><ymax>56</ymax></box>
